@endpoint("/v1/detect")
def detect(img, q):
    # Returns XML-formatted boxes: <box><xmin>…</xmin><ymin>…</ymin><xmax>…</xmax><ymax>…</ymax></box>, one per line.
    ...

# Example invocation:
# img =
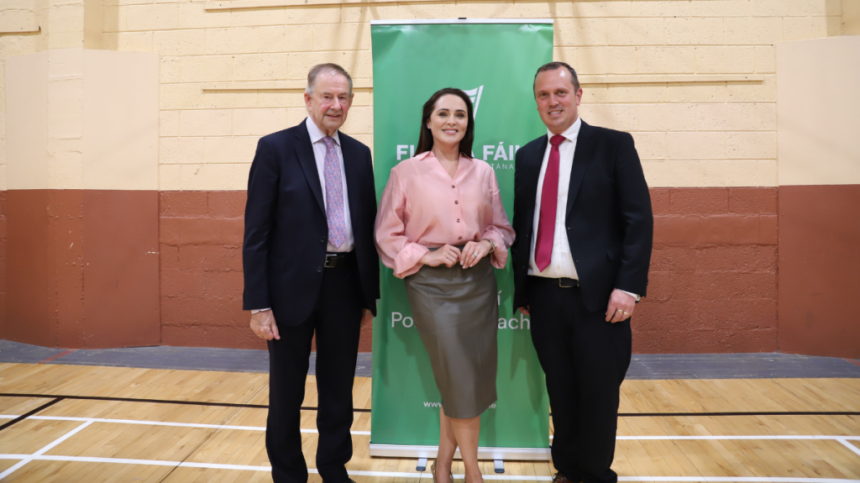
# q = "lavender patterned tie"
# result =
<box><xmin>322</xmin><ymin>136</ymin><xmax>347</xmax><ymax>248</ymax></box>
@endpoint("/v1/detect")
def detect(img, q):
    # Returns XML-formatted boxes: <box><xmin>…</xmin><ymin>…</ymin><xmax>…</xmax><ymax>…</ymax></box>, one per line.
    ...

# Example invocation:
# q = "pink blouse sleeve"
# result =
<box><xmin>374</xmin><ymin>169</ymin><xmax>430</xmax><ymax>279</ymax></box>
<box><xmin>481</xmin><ymin>168</ymin><xmax>516</xmax><ymax>269</ymax></box>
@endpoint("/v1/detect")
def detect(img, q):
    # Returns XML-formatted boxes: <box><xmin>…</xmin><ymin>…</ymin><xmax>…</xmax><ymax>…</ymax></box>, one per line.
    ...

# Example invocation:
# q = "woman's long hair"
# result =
<box><xmin>415</xmin><ymin>88</ymin><xmax>475</xmax><ymax>158</ymax></box>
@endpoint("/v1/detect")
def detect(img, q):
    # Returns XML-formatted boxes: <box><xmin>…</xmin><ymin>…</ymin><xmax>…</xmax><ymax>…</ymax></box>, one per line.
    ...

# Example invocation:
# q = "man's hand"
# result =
<box><xmin>251</xmin><ymin>310</ymin><xmax>280</xmax><ymax>340</ymax></box>
<box><xmin>420</xmin><ymin>245</ymin><xmax>461</xmax><ymax>267</ymax></box>
<box><xmin>518</xmin><ymin>305</ymin><xmax>531</xmax><ymax>316</ymax></box>
<box><xmin>605</xmin><ymin>289</ymin><xmax>635</xmax><ymax>323</ymax></box>
<box><xmin>361</xmin><ymin>308</ymin><xmax>373</xmax><ymax>327</ymax></box>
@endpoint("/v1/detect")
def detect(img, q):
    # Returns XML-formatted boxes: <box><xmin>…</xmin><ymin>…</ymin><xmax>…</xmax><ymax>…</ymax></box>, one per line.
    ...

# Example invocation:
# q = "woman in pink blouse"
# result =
<box><xmin>376</xmin><ymin>88</ymin><xmax>515</xmax><ymax>483</ymax></box>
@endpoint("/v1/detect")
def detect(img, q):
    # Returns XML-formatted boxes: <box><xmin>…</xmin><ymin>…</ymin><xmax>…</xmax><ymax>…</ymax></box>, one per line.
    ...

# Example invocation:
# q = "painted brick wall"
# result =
<box><xmin>157</xmin><ymin>187</ymin><xmax>778</xmax><ymax>353</ymax></box>
<box><xmin>1</xmin><ymin>0</ymin><xmax>854</xmax><ymax>353</ymax></box>
<box><xmin>637</xmin><ymin>187</ymin><xmax>778</xmax><ymax>353</ymax></box>
<box><xmin>0</xmin><ymin>192</ymin><xmax>5</xmax><ymax>340</ymax></box>
<box><xmin>158</xmin><ymin>191</ymin><xmax>254</xmax><ymax>348</ymax></box>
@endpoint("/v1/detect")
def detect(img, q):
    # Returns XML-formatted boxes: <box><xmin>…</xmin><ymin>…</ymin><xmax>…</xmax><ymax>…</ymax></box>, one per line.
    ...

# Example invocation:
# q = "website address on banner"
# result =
<box><xmin>424</xmin><ymin>402</ymin><xmax>496</xmax><ymax>409</ymax></box>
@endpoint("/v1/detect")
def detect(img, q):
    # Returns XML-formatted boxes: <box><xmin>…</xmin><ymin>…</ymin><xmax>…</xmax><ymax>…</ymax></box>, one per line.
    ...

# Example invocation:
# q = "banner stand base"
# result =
<box><xmin>369</xmin><ymin>444</ymin><xmax>551</xmax><ymax>461</ymax></box>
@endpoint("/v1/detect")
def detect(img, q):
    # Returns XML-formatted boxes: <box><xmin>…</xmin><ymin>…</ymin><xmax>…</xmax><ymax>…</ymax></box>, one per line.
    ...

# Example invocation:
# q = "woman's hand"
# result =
<box><xmin>459</xmin><ymin>240</ymin><xmax>493</xmax><ymax>268</ymax></box>
<box><xmin>420</xmin><ymin>245</ymin><xmax>461</xmax><ymax>267</ymax></box>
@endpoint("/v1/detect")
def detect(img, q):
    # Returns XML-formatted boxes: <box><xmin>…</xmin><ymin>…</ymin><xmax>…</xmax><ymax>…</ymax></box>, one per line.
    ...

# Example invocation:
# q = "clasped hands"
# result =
<box><xmin>419</xmin><ymin>240</ymin><xmax>492</xmax><ymax>269</ymax></box>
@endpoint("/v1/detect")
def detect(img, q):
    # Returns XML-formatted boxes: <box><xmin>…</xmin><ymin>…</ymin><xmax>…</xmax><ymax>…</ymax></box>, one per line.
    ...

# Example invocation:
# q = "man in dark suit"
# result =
<box><xmin>243</xmin><ymin>63</ymin><xmax>379</xmax><ymax>483</ymax></box>
<box><xmin>512</xmin><ymin>62</ymin><xmax>653</xmax><ymax>483</ymax></box>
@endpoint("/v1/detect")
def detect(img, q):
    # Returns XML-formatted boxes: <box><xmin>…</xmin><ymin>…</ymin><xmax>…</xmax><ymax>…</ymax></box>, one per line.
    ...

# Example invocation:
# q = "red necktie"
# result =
<box><xmin>535</xmin><ymin>135</ymin><xmax>566</xmax><ymax>272</ymax></box>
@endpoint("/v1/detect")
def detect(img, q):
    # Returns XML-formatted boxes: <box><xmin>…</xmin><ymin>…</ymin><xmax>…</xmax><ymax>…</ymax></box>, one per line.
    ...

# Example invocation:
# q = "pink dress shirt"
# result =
<box><xmin>376</xmin><ymin>151</ymin><xmax>516</xmax><ymax>279</ymax></box>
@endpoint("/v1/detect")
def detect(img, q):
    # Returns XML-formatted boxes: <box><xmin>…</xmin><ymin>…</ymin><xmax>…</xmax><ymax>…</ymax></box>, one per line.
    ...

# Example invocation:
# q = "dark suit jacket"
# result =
<box><xmin>511</xmin><ymin>121</ymin><xmax>653</xmax><ymax>313</ymax></box>
<box><xmin>242</xmin><ymin>119</ymin><xmax>380</xmax><ymax>325</ymax></box>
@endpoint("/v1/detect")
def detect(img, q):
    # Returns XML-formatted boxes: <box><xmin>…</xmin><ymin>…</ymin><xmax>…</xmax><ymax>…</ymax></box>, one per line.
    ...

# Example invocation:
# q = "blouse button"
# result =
<box><xmin>456</xmin><ymin>219</ymin><xmax>460</xmax><ymax>222</ymax></box>
<box><xmin>451</xmin><ymin>185</ymin><xmax>455</xmax><ymax>188</ymax></box>
<box><xmin>458</xmin><ymin>236</ymin><xmax>462</xmax><ymax>240</ymax></box>
<box><xmin>454</xmin><ymin>200</ymin><xmax>459</xmax><ymax>204</ymax></box>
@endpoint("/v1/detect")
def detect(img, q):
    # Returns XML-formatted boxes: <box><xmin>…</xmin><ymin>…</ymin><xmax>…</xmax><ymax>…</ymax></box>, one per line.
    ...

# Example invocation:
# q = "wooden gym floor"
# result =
<box><xmin>0</xmin><ymin>362</ymin><xmax>858</xmax><ymax>482</ymax></box>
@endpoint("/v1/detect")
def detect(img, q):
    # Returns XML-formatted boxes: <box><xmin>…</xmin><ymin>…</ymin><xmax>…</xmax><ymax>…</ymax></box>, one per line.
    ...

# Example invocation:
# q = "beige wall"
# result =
<box><xmin>777</xmin><ymin>35</ymin><xmax>860</xmax><ymax>186</ymax></box>
<box><xmin>5</xmin><ymin>48</ymin><xmax>159</xmax><ymax>190</ymax></box>
<box><xmin>1</xmin><ymin>0</ymin><xmax>850</xmax><ymax>191</ymax></box>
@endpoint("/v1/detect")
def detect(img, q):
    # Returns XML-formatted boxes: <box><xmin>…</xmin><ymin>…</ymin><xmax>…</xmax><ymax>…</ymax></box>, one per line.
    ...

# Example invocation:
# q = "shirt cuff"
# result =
<box><xmin>619</xmin><ymin>290</ymin><xmax>640</xmax><ymax>302</ymax></box>
<box><xmin>251</xmin><ymin>308</ymin><xmax>271</xmax><ymax>314</ymax></box>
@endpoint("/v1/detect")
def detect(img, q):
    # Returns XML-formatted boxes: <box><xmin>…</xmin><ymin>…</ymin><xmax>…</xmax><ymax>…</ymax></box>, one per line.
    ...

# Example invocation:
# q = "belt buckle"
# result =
<box><xmin>558</xmin><ymin>278</ymin><xmax>576</xmax><ymax>288</ymax></box>
<box><xmin>324</xmin><ymin>254</ymin><xmax>337</xmax><ymax>268</ymax></box>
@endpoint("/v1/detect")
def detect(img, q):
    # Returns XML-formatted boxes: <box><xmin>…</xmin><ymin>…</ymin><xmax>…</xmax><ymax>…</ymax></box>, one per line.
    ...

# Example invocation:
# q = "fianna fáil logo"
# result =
<box><xmin>462</xmin><ymin>86</ymin><xmax>484</xmax><ymax>118</ymax></box>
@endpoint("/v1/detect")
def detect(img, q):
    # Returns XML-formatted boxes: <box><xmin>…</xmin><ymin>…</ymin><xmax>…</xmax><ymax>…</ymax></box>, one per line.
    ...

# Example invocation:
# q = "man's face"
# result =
<box><xmin>533</xmin><ymin>68</ymin><xmax>583</xmax><ymax>135</ymax></box>
<box><xmin>304</xmin><ymin>72</ymin><xmax>353</xmax><ymax>136</ymax></box>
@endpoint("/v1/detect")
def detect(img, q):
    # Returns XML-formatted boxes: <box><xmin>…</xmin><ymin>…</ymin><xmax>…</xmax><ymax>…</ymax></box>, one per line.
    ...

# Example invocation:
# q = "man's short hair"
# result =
<box><xmin>533</xmin><ymin>61</ymin><xmax>581</xmax><ymax>94</ymax></box>
<box><xmin>306</xmin><ymin>63</ymin><xmax>353</xmax><ymax>96</ymax></box>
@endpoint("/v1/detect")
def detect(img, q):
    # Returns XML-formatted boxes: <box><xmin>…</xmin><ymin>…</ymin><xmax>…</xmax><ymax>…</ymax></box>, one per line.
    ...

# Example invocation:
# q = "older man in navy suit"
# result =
<box><xmin>243</xmin><ymin>63</ymin><xmax>379</xmax><ymax>483</ymax></box>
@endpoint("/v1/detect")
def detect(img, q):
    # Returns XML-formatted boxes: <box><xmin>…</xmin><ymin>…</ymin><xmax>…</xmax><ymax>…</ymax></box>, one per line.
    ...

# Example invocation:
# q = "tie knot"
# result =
<box><xmin>550</xmin><ymin>135</ymin><xmax>565</xmax><ymax>147</ymax></box>
<box><xmin>322</xmin><ymin>136</ymin><xmax>335</xmax><ymax>148</ymax></box>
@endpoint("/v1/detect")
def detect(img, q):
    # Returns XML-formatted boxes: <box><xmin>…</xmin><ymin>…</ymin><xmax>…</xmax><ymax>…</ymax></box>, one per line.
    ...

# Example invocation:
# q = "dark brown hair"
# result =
<box><xmin>533</xmin><ymin>61</ymin><xmax>581</xmax><ymax>94</ymax></box>
<box><xmin>415</xmin><ymin>88</ymin><xmax>475</xmax><ymax>158</ymax></box>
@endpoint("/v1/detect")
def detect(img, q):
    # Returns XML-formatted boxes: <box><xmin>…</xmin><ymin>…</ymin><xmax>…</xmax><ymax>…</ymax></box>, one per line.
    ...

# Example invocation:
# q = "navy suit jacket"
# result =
<box><xmin>242</xmin><ymin>120</ymin><xmax>380</xmax><ymax>325</ymax></box>
<box><xmin>511</xmin><ymin>121</ymin><xmax>653</xmax><ymax>313</ymax></box>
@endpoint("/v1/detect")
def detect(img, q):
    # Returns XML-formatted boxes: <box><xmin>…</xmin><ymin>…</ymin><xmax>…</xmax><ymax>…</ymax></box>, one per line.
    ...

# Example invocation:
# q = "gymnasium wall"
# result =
<box><xmin>1</xmin><ymin>0</ymin><xmax>858</xmax><ymax>357</ymax></box>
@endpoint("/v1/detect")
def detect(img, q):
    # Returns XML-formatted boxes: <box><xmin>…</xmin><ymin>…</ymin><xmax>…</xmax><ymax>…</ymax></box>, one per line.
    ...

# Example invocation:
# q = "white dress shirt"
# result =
<box><xmin>306</xmin><ymin>117</ymin><xmax>354</xmax><ymax>253</ymax></box>
<box><xmin>527</xmin><ymin>117</ymin><xmax>639</xmax><ymax>301</ymax></box>
<box><xmin>529</xmin><ymin>117</ymin><xmax>582</xmax><ymax>279</ymax></box>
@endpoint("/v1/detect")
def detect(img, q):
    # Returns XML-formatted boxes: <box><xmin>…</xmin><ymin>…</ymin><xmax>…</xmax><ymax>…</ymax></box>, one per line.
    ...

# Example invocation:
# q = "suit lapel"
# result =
<box><xmin>293</xmin><ymin>120</ymin><xmax>325</xmax><ymax>215</ymax></box>
<box><xmin>522</xmin><ymin>136</ymin><xmax>548</xmax><ymax>232</ymax></box>
<box><xmin>566</xmin><ymin>121</ymin><xmax>596</xmax><ymax>217</ymax></box>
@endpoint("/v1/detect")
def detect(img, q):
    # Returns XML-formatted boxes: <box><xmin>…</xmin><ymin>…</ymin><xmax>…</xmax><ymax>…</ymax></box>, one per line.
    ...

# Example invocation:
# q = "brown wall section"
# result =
<box><xmin>778</xmin><ymin>185</ymin><xmax>860</xmax><ymax>358</ymax></box>
<box><xmin>158</xmin><ymin>191</ymin><xmax>258</xmax><ymax>349</ymax></box>
<box><xmin>5</xmin><ymin>189</ymin><xmax>159</xmax><ymax>348</ymax></box>
<box><xmin>0</xmin><ymin>193</ymin><xmax>5</xmax><ymax>340</ymax></box>
<box><xmin>8</xmin><ymin>186</ymin><xmax>855</xmax><ymax>356</ymax></box>
<box><xmin>158</xmin><ymin>188</ymin><xmax>777</xmax><ymax>354</ymax></box>
<box><xmin>636</xmin><ymin>187</ymin><xmax>779</xmax><ymax>353</ymax></box>
<box><xmin>83</xmin><ymin>191</ymin><xmax>160</xmax><ymax>347</ymax></box>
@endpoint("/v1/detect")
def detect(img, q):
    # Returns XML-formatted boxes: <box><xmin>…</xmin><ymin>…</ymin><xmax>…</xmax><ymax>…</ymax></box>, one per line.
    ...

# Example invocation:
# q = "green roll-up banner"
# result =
<box><xmin>370</xmin><ymin>20</ymin><xmax>553</xmax><ymax>460</ymax></box>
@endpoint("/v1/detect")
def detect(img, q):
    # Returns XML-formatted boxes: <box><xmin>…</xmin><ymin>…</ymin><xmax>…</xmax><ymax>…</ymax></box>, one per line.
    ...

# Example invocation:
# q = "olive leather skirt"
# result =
<box><xmin>404</xmin><ymin>255</ymin><xmax>498</xmax><ymax>419</ymax></box>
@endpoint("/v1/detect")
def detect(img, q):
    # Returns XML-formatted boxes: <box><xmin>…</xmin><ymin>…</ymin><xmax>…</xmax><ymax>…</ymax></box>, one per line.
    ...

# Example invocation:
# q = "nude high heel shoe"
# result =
<box><xmin>431</xmin><ymin>461</ymin><xmax>455</xmax><ymax>483</ymax></box>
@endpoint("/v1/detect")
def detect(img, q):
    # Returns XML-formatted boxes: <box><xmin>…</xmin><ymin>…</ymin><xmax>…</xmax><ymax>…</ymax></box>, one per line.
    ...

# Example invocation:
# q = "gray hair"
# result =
<box><xmin>533</xmin><ymin>61</ymin><xmax>581</xmax><ymax>94</ymax></box>
<box><xmin>306</xmin><ymin>63</ymin><xmax>353</xmax><ymax>96</ymax></box>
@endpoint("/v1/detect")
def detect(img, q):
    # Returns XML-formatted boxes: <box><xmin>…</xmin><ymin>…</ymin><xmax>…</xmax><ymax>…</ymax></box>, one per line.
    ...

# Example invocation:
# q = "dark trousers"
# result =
<box><xmin>527</xmin><ymin>276</ymin><xmax>632</xmax><ymax>483</ymax></box>
<box><xmin>267</xmin><ymin>259</ymin><xmax>364</xmax><ymax>483</ymax></box>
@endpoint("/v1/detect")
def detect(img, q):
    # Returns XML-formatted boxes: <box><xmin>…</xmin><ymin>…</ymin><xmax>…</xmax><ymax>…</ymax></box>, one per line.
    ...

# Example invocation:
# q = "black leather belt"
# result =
<box><xmin>557</xmin><ymin>277</ymin><xmax>580</xmax><ymax>288</ymax></box>
<box><xmin>324</xmin><ymin>251</ymin><xmax>354</xmax><ymax>268</ymax></box>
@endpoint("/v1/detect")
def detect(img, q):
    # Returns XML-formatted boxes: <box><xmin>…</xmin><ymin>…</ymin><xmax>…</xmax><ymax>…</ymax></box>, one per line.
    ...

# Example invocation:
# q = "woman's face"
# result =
<box><xmin>426</xmin><ymin>94</ymin><xmax>469</xmax><ymax>148</ymax></box>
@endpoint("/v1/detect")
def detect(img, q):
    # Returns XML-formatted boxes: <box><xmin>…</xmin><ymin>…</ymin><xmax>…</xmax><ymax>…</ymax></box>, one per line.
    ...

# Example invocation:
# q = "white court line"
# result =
<box><xmin>0</xmin><ymin>420</ymin><xmax>93</xmax><ymax>480</ymax></box>
<box><xmin>3</xmin><ymin>414</ymin><xmax>859</xmax><ymax>441</ymax></box>
<box><xmin>0</xmin><ymin>414</ymin><xmax>372</xmax><ymax>435</ymax></box>
<box><xmin>837</xmin><ymin>438</ymin><xmax>860</xmax><ymax>458</ymax></box>
<box><xmin>0</xmin><ymin>454</ymin><xmax>859</xmax><ymax>482</ymax></box>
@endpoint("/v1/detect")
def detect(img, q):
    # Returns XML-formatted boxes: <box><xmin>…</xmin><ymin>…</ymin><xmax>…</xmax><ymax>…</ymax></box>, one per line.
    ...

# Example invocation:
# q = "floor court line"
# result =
<box><xmin>837</xmin><ymin>438</ymin><xmax>860</xmax><ymax>457</ymax></box>
<box><xmin>1</xmin><ymin>393</ymin><xmax>858</xmax><ymax>417</ymax></box>
<box><xmin>1</xmin><ymin>415</ymin><xmax>858</xmax><ymax>442</ymax></box>
<box><xmin>0</xmin><ymin>420</ymin><xmax>93</xmax><ymax>480</ymax></box>
<box><xmin>0</xmin><ymin>455</ymin><xmax>858</xmax><ymax>482</ymax></box>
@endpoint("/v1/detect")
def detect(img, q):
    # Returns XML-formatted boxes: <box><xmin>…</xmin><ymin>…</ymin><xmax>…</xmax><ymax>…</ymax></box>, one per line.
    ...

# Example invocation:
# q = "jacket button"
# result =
<box><xmin>317</xmin><ymin>266</ymin><xmax>322</xmax><ymax>272</ymax></box>
<box><xmin>320</xmin><ymin>238</ymin><xmax>325</xmax><ymax>243</ymax></box>
<box><xmin>454</xmin><ymin>200</ymin><xmax>459</xmax><ymax>204</ymax></box>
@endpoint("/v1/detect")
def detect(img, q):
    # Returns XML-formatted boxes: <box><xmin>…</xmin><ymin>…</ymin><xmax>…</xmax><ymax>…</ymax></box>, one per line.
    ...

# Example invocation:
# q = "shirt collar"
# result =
<box><xmin>416</xmin><ymin>150</ymin><xmax>471</xmax><ymax>163</ymax></box>
<box><xmin>306</xmin><ymin>117</ymin><xmax>341</xmax><ymax>146</ymax></box>
<box><xmin>546</xmin><ymin>116</ymin><xmax>582</xmax><ymax>144</ymax></box>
